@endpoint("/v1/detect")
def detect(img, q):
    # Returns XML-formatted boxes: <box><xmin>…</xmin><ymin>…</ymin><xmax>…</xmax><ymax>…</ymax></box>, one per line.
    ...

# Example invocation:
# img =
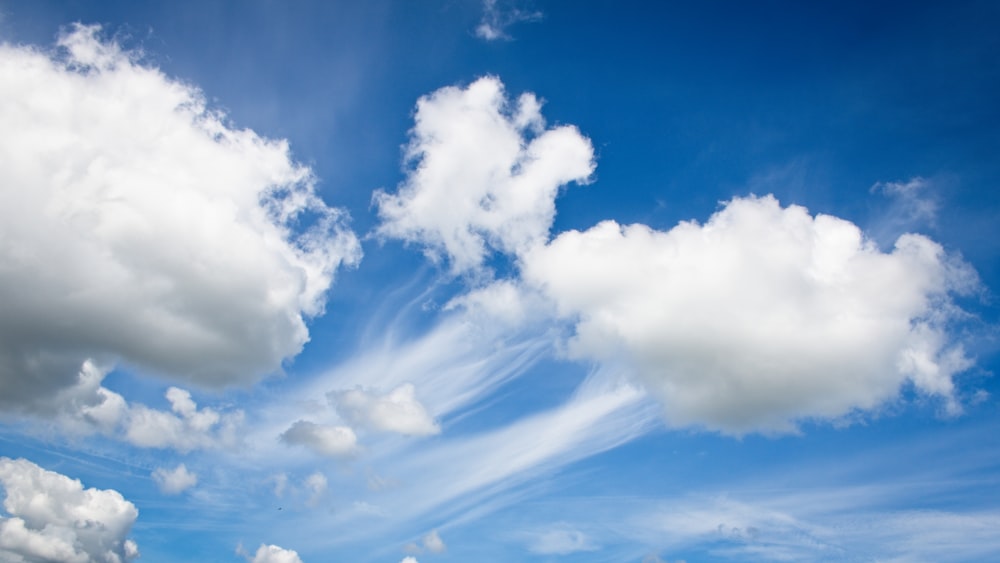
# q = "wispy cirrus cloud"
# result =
<box><xmin>475</xmin><ymin>0</ymin><xmax>543</xmax><ymax>41</ymax></box>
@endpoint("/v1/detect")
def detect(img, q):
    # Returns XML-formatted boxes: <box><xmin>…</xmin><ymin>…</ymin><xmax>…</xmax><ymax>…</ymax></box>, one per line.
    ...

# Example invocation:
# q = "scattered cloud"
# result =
<box><xmin>527</xmin><ymin>524</ymin><xmax>599</xmax><ymax>555</ymax></box>
<box><xmin>250</xmin><ymin>543</ymin><xmax>303</xmax><ymax>563</ymax></box>
<box><xmin>280</xmin><ymin>421</ymin><xmax>358</xmax><ymax>458</ymax></box>
<box><xmin>521</xmin><ymin>194</ymin><xmax>978</xmax><ymax>434</ymax></box>
<box><xmin>374</xmin><ymin>76</ymin><xmax>594</xmax><ymax>273</ymax></box>
<box><xmin>0</xmin><ymin>457</ymin><xmax>139</xmax><ymax>562</ymax></box>
<box><xmin>124</xmin><ymin>387</ymin><xmax>243</xmax><ymax>451</ymax></box>
<box><xmin>329</xmin><ymin>384</ymin><xmax>439</xmax><ymax>436</ymax></box>
<box><xmin>152</xmin><ymin>464</ymin><xmax>198</xmax><ymax>495</ymax></box>
<box><xmin>0</xmin><ymin>23</ymin><xmax>360</xmax><ymax>414</ymax></box>
<box><xmin>305</xmin><ymin>472</ymin><xmax>328</xmax><ymax>507</ymax></box>
<box><xmin>400</xmin><ymin>557</ymin><xmax>419</xmax><ymax>563</ymax></box>
<box><xmin>422</xmin><ymin>529</ymin><xmax>447</xmax><ymax>553</ymax></box>
<box><xmin>271</xmin><ymin>473</ymin><xmax>289</xmax><ymax>498</ymax></box>
<box><xmin>475</xmin><ymin>0</ymin><xmax>543</xmax><ymax>41</ymax></box>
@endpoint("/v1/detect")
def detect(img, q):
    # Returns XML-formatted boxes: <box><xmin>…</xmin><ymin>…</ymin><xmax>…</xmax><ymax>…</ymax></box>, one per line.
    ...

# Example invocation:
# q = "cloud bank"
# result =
<box><xmin>522</xmin><ymin>195</ymin><xmax>978</xmax><ymax>433</ymax></box>
<box><xmin>0</xmin><ymin>457</ymin><xmax>139</xmax><ymax>563</ymax></box>
<box><xmin>0</xmin><ymin>24</ymin><xmax>360</xmax><ymax>413</ymax></box>
<box><xmin>376</xmin><ymin>78</ymin><xmax>979</xmax><ymax>435</ymax></box>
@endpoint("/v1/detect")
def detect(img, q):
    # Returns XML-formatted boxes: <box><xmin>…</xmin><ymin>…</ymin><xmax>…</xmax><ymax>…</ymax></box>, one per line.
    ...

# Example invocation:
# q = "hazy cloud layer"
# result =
<box><xmin>0</xmin><ymin>24</ymin><xmax>360</xmax><ymax>412</ymax></box>
<box><xmin>522</xmin><ymin>195</ymin><xmax>978</xmax><ymax>433</ymax></box>
<box><xmin>0</xmin><ymin>457</ymin><xmax>139</xmax><ymax>562</ymax></box>
<box><xmin>375</xmin><ymin>76</ymin><xmax>593</xmax><ymax>273</ymax></box>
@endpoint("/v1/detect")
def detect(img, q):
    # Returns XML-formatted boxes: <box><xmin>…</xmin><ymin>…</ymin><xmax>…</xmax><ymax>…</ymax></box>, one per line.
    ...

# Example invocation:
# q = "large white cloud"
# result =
<box><xmin>374</xmin><ymin>76</ymin><xmax>594</xmax><ymax>273</ymax></box>
<box><xmin>0</xmin><ymin>457</ymin><xmax>139</xmax><ymax>563</ymax></box>
<box><xmin>0</xmin><ymin>24</ymin><xmax>360</xmax><ymax>412</ymax></box>
<box><xmin>521</xmin><ymin>194</ymin><xmax>978</xmax><ymax>433</ymax></box>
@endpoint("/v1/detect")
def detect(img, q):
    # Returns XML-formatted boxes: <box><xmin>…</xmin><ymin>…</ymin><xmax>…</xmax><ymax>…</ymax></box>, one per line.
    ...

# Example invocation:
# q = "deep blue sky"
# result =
<box><xmin>1</xmin><ymin>2</ymin><xmax>999</xmax><ymax>562</ymax></box>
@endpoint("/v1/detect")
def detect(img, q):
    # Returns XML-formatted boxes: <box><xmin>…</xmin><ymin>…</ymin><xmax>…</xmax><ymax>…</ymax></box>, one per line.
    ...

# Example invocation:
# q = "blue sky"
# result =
<box><xmin>0</xmin><ymin>1</ymin><xmax>998</xmax><ymax>562</ymax></box>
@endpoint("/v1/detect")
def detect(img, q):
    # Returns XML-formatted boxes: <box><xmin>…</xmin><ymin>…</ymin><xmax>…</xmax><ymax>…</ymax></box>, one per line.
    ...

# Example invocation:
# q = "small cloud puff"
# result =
<box><xmin>152</xmin><ymin>463</ymin><xmax>198</xmax><ymax>495</ymax></box>
<box><xmin>329</xmin><ymin>384</ymin><xmax>439</xmax><ymax>436</ymax></box>
<box><xmin>280</xmin><ymin>421</ymin><xmax>358</xmax><ymax>458</ymax></box>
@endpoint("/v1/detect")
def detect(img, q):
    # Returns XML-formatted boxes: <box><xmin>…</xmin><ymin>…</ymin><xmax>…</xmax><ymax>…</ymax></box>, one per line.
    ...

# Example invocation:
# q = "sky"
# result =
<box><xmin>0</xmin><ymin>1</ymin><xmax>998</xmax><ymax>562</ymax></box>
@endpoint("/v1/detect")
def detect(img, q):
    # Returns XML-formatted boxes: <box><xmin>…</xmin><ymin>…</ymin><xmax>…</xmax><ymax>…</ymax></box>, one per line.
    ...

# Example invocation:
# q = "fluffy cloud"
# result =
<box><xmin>374</xmin><ymin>76</ymin><xmax>594</xmax><ymax>273</ymax></box>
<box><xmin>250</xmin><ymin>544</ymin><xmax>302</xmax><ymax>563</ymax></box>
<box><xmin>521</xmin><ymin>195</ymin><xmax>978</xmax><ymax>433</ymax></box>
<box><xmin>50</xmin><ymin>362</ymin><xmax>243</xmax><ymax>452</ymax></box>
<box><xmin>0</xmin><ymin>24</ymin><xmax>360</xmax><ymax>413</ymax></box>
<box><xmin>0</xmin><ymin>457</ymin><xmax>139</xmax><ymax>562</ymax></box>
<box><xmin>280</xmin><ymin>420</ymin><xmax>357</xmax><ymax>457</ymax></box>
<box><xmin>123</xmin><ymin>387</ymin><xmax>243</xmax><ymax>451</ymax></box>
<box><xmin>329</xmin><ymin>384</ymin><xmax>439</xmax><ymax>436</ymax></box>
<box><xmin>152</xmin><ymin>464</ymin><xmax>198</xmax><ymax>495</ymax></box>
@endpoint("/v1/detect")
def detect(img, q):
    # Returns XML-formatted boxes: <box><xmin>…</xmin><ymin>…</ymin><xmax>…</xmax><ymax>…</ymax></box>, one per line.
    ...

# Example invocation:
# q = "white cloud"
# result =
<box><xmin>475</xmin><ymin>0</ymin><xmax>543</xmax><ymax>41</ymax></box>
<box><xmin>400</xmin><ymin>557</ymin><xmax>419</xmax><ymax>563</ymax></box>
<box><xmin>374</xmin><ymin>76</ymin><xmax>594</xmax><ymax>273</ymax></box>
<box><xmin>0</xmin><ymin>24</ymin><xmax>360</xmax><ymax>413</ymax></box>
<box><xmin>251</xmin><ymin>543</ymin><xmax>303</xmax><ymax>563</ymax></box>
<box><xmin>281</xmin><ymin>421</ymin><xmax>357</xmax><ymax>458</ymax></box>
<box><xmin>123</xmin><ymin>387</ymin><xmax>243</xmax><ymax>451</ymax></box>
<box><xmin>422</xmin><ymin>529</ymin><xmax>447</xmax><ymax>553</ymax></box>
<box><xmin>0</xmin><ymin>457</ymin><xmax>139</xmax><ymax>562</ymax></box>
<box><xmin>152</xmin><ymin>464</ymin><xmax>198</xmax><ymax>495</ymax></box>
<box><xmin>521</xmin><ymin>194</ymin><xmax>978</xmax><ymax>434</ymax></box>
<box><xmin>329</xmin><ymin>384</ymin><xmax>439</xmax><ymax>436</ymax></box>
<box><xmin>527</xmin><ymin>525</ymin><xmax>599</xmax><ymax>555</ymax></box>
<box><xmin>304</xmin><ymin>472</ymin><xmax>328</xmax><ymax>507</ymax></box>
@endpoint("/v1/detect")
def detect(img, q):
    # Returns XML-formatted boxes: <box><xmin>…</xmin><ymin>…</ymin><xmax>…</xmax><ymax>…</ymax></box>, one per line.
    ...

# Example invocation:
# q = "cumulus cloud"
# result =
<box><xmin>49</xmin><ymin>362</ymin><xmax>243</xmax><ymax>452</ymax></box>
<box><xmin>152</xmin><ymin>464</ymin><xmax>198</xmax><ymax>495</ymax></box>
<box><xmin>521</xmin><ymin>195</ymin><xmax>978</xmax><ymax>433</ymax></box>
<box><xmin>0</xmin><ymin>457</ymin><xmax>139</xmax><ymax>562</ymax></box>
<box><xmin>329</xmin><ymin>384</ymin><xmax>439</xmax><ymax>436</ymax></box>
<box><xmin>124</xmin><ymin>387</ymin><xmax>243</xmax><ymax>451</ymax></box>
<box><xmin>400</xmin><ymin>557</ymin><xmax>419</xmax><ymax>563</ymax></box>
<box><xmin>280</xmin><ymin>420</ymin><xmax>357</xmax><ymax>457</ymax></box>
<box><xmin>0</xmin><ymin>24</ymin><xmax>360</xmax><ymax>413</ymax></box>
<box><xmin>250</xmin><ymin>544</ymin><xmax>303</xmax><ymax>563</ymax></box>
<box><xmin>475</xmin><ymin>0</ymin><xmax>543</xmax><ymax>41</ymax></box>
<box><xmin>374</xmin><ymin>76</ymin><xmax>594</xmax><ymax>273</ymax></box>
